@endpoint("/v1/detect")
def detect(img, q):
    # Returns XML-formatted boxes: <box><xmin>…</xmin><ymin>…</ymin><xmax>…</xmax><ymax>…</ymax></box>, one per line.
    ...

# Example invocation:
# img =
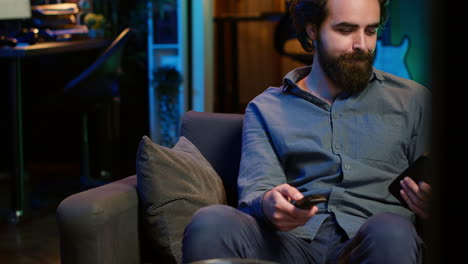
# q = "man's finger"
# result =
<box><xmin>276</xmin><ymin>184</ymin><xmax>303</xmax><ymax>201</ymax></box>
<box><xmin>418</xmin><ymin>181</ymin><xmax>432</xmax><ymax>199</ymax></box>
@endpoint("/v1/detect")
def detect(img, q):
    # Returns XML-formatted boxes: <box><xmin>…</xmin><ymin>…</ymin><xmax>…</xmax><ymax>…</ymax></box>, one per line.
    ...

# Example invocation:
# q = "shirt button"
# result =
<box><xmin>334</xmin><ymin>144</ymin><xmax>341</xmax><ymax>149</ymax></box>
<box><xmin>333</xmin><ymin>113</ymin><xmax>340</xmax><ymax>119</ymax></box>
<box><xmin>344</xmin><ymin>164</ymin><xmax>351</xmax><ymax>170</ymax></box>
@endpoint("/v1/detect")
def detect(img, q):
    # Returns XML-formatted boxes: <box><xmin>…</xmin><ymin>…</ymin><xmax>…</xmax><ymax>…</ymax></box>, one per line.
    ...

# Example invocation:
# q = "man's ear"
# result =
<box><xmin>305</xmin><ymin>24</ymin><xmax>318</xmax><ymax>41</ymax></box>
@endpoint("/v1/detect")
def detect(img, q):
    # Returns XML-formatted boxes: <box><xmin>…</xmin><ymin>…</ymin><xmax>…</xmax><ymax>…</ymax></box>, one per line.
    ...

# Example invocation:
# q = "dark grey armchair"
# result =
<box><xmin>56</xmin><ymin>111</ymin><xmax>244</xmax><ymax>263</ymax></box>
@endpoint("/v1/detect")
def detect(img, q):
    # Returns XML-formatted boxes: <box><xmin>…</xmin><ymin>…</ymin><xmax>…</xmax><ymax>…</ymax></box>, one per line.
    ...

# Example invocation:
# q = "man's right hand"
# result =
<box><xmin>262</xmin><ymin>184</ymin><xmax>318</xmax><ymax>231</ymax></box>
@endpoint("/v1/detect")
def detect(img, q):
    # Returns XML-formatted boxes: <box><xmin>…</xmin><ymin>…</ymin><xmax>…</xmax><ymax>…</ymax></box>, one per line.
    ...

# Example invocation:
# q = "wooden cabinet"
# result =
<box><xmin>214</xmin><ymin>0</ymin><xmax>306</xmax><ymax>113</ymax></box>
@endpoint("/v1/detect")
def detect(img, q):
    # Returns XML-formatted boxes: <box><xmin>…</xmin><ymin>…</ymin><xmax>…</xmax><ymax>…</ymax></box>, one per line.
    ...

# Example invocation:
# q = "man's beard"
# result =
<box><xmin>316</xmin><ymin>40</ymin><xmax>374</xmax><ymax>94</ymax></box>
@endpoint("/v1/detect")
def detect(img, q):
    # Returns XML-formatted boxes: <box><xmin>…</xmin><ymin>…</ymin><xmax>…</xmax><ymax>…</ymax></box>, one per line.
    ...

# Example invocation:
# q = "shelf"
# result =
<box><xmin>151</xmin><ymin>43</ymin><xmax>179</xmax><ymax>50</ymax></box>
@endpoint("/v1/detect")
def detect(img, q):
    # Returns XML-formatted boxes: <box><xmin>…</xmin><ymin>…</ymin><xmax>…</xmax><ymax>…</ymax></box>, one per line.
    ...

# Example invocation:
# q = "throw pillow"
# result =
<box><xmin>136</xmin><ymin>135</ymin><xmax>227</xmax><ymax>264</ymax></box>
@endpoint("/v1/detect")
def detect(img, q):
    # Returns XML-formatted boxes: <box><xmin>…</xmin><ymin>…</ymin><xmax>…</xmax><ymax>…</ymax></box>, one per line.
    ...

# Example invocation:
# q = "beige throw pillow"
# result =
<box><xmin>136</xmin><ymin>136</ymin><xmax>227</xmax><ymax>264</ymax></box>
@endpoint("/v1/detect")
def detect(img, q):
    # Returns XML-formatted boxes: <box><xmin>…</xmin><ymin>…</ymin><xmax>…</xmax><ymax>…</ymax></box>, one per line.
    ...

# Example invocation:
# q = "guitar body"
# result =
<box><xmin>373</xmin><ymin>36</ymin><xmax>411</xmax><ymax>79</ymax></box>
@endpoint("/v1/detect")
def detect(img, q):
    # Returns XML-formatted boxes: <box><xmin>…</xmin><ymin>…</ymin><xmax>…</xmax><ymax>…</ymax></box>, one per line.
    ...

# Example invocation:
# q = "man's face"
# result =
<box><xmin>316</xmin><ymin>35</ymin><xmax>375</xmax><ymax>94</ymax></box>
<box><xmin>313</xmin><ymin>0</ymin><xmax>381</xmax><ymax>93</ymax></box>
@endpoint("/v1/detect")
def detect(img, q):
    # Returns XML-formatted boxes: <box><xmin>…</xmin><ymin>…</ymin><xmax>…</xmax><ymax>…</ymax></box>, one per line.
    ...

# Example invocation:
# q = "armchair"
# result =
<box><xmin>56</xmin><ymin>111</ymin><xmax>244</xmax><ymax>264</ymax></box>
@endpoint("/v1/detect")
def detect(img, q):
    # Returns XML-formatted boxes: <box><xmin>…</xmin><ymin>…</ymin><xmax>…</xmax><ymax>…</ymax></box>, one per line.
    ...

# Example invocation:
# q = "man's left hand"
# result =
<box><xmin>400</xmin><ymin>177</ymin><xmax>432</xmax><ymax>219</ymax></box>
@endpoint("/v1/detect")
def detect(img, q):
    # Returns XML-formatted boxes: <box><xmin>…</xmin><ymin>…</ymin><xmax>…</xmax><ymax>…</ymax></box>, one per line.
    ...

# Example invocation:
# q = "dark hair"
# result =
<box><xmin>290</xmin><ymin>0</ymin><xmax>390</xmax><ymax>52</ymax></box>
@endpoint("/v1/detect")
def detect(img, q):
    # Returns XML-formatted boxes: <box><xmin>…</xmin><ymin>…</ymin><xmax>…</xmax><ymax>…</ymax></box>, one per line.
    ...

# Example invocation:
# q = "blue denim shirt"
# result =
<box><xmin>238</xmin><ymin>66</ymin><xmax>431</xmax><ymax>240</ymax></box>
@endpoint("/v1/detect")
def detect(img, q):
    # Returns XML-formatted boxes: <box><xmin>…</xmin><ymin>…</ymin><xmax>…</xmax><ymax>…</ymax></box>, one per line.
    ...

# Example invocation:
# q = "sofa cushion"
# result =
<box><xmin>136</xmin><ymin>136</ymin><xmax>227</xmax><ymax>264</ymax></box>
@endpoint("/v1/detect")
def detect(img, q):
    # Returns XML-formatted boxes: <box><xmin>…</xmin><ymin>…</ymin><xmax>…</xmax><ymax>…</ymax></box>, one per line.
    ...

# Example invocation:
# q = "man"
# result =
<box><xmin>183</xmin><ymin>0</ymin><xmax>432</xmax><ymax>263</ymax></box>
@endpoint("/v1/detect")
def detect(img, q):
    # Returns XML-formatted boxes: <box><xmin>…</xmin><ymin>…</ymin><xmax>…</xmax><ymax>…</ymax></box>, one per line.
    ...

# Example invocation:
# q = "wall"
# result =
<box><xmin>390</xmin><ymin>0</ymin><xmax>430</xmax><ymax>88</ymax></box>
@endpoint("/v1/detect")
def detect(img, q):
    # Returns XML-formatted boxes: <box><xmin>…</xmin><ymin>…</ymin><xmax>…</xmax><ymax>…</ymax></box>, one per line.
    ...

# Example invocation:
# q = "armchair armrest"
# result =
<box><xmin>56</xmin><ymin>175</ymin><xmax>141</xmax><ymax>264</ymax></box>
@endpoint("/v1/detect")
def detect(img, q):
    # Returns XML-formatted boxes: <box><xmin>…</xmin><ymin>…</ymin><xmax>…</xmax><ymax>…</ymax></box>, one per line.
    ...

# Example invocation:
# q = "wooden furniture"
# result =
<box><xmin>0</xmin><ymin>38</ymin><xmax>109</xmax><ymax>224</ymax></box>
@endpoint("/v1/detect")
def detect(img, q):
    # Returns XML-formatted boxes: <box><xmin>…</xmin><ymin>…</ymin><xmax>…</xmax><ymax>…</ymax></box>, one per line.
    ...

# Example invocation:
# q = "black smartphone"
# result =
<box><xmin>388</xmin><ymin>154</ymin><xmax>431</xmax><ymax>208</ymax></box>
<box><xmin>291</xmin><ymin>194</ymin><xmax>327</xmax><ymax>209</ymax></box>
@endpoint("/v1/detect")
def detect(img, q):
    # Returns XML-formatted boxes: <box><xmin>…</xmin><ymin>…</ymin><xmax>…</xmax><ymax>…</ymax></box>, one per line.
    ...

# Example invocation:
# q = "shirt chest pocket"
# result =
<box><xmin>353</xmin><ymin>116</ymin><xmax>408</xmax><ymax>165</ymax></box>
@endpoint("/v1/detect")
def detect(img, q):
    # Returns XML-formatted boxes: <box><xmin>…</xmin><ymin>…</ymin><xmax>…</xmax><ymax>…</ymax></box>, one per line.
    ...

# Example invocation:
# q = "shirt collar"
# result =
<box><xmin>372</xmin><ymin>68</ymin><xmax>384</xmax><ymax>82</ymax></box>
<box><xmin>282</xmin><ymin>66</ymin><xmax>311</xmax><ymax>92</ymax></box>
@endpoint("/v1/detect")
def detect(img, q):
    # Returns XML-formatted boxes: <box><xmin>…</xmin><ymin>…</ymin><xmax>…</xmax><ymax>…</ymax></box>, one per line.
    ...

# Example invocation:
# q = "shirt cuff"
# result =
<box><xmin>239</xmin><ymin>190</ymin><xmax>275</xmax><ymax>228</ymax></box>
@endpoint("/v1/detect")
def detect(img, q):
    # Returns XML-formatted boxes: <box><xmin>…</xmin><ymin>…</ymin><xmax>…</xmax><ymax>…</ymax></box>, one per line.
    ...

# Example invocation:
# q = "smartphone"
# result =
<box><xmin>291</xmin><ymin>194</ymin><xmax>327</xmax><ymax>209</ymax></box>
<box><xmin>388</xmin><ymin>154</ymin><xmax>431</xmax><ymax>208</ymax></box>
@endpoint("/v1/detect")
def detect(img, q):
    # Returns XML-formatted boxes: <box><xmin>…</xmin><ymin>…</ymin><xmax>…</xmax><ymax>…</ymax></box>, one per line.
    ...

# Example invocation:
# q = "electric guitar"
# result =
<box><xmin>373</xmin><ymin>20</ymin><xmax>411</xmax><ymax>79</ymax></box>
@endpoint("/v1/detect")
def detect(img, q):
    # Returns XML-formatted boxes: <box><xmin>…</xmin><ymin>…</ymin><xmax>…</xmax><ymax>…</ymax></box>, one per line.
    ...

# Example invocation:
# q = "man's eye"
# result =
<box><xmin>338</xmin><ymin>28</ymin><xmax>353</xmax><ymax>34</ymax></box>
<box><xmin>366</xmin><ymin>28</ymin><xmax>378</xmax><ymax>35</ymax></box>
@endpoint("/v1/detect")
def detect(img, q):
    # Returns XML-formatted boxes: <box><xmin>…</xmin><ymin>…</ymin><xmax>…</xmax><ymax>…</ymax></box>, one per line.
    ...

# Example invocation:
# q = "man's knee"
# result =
<box><xmin>182</xmin><ymin>204</ymin><xmax>253</xmax><ymax>261</ymax></box>
<box><xmin>184</xmin><ymin>204</ymin><xmax>244</xmax><ymax>238</ymax></box>
<box><xmin>361</xmin><ymin>213</ymin><xmax>418</xmax><ymax>244</ymax></box>
<box><xmin>348</xmin><ymin>213</ymin><xmax>423</xmax><ymax>264</ymax></box>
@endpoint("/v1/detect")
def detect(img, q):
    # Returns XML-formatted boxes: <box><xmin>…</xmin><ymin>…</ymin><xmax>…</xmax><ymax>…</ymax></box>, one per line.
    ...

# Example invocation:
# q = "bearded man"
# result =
<box><xmin>182</xmin><ymin>0</ymin><xmax>432</xmax><ymax>263</ymax></box>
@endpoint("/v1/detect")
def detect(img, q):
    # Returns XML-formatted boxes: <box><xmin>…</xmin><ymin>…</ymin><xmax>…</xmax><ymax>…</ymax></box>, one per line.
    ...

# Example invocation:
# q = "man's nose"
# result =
<box><xmin>352</xmin><ymin>31</ymin><xmax>366</xmax><ymax>52</ymax></box>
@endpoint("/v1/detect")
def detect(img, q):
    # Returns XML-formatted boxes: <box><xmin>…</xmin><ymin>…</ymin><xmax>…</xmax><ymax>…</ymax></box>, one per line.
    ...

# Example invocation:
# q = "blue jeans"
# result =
<box><xmin>182</xmin><ymin>205</ymin><xmax>423</xmax><ymax>264</ymax></box>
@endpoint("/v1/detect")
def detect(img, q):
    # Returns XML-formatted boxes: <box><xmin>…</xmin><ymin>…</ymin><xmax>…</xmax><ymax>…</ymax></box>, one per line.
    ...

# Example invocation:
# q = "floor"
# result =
<box><xmin>0</xmin><ymin>130</ymin><xmax>136</xmax><ymax>264</ymax></box>
<box><xmin>0</xmin><ymin>211</ymin><xmax>60</xmax><ymax>264</ymax></box>
<box><xmin>0</xmin><ymin>169</ymin><xmax>80</xmax><ymax>264</ymax></box>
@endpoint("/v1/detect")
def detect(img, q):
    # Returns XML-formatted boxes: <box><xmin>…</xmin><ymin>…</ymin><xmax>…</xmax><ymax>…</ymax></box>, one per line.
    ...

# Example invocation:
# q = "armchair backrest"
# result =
<box><xmin>180</xmin><ymin>111</ymin><xmax>244</xmax><ymax>207</ymax></box>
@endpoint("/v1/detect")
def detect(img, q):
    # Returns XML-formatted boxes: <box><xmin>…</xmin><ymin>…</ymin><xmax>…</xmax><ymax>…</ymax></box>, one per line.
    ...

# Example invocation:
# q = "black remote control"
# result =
<box><xmin>291</xmin><ymin>194</ymin><xmax>327</xmax><ymax>209</ymax></box>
